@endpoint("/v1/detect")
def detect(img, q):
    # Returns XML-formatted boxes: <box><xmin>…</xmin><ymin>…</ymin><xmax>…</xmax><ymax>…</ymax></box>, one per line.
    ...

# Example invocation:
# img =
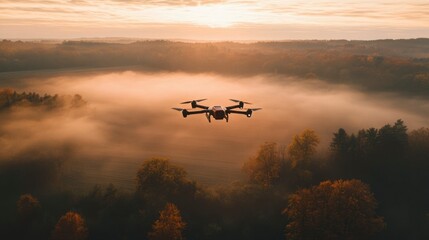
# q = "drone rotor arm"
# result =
<box><xmin>226</xmin><ymin>109</ymin><xmax>248</xmax><ymax>115</ymax></box>
<box><xmin>226</xmin><ymin>104</ymin><xmax>241</xmax><ymax>110</ymax></box>
<box><xmin>227</xmin><ymin>108</ymin><xmax>261</xmax><ymax>118</ymax></box>
<box><xmin>186</xmin><ymin>109</ymin><xmax>210</xmax><ymax>115</ymax></box>
<box><xmin>194</xmin><ymin>104</ymin><xmax>209</xmax><ymax>109</ymax></box>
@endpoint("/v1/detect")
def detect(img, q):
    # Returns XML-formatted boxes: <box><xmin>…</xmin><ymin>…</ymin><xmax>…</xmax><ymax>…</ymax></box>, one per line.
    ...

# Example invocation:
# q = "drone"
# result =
<box><xmin>172</xmin><ymin>99</ymin><xmax>261</xmax><ymax>123</ymax></box>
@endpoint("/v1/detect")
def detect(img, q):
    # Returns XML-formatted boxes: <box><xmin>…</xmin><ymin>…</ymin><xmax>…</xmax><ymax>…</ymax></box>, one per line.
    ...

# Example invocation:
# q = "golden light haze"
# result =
<box><xmin>3</xmin><ymin>71</ymin><xmax>429</xmax><ymax>186</ymax></box>
<box><xmin>1</xmin><ymin>0</ymin><xmax>428</xmax><ymax>40</ymax></box>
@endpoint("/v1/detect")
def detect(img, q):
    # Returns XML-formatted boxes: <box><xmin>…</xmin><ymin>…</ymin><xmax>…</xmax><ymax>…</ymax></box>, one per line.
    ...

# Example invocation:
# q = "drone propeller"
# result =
<box><xmin>172</xmin><ymin>107</ymin><xmax>191</xmax><ymax>118</ymax></box>
<box><xmin>181</xmin><ymin>99</ymin><xmax>207</xmax><ymax>104</ymax></box>
<box><xmin>230</xmin><ymin>99</ymin><xmax>251</xmax><ymax>104</ymax></box>
<box><xmin>243</xmin><ymin>107</ymin><xmax>262</xmax><ymax>118</ymax></box>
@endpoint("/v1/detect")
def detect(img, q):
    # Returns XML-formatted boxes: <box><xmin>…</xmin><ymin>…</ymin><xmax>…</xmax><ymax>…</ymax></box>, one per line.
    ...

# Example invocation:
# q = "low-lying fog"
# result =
<box><xmin>1</xmin><ymin>70</ymin><xmax>429</xmax><ymax>190</ymax></box>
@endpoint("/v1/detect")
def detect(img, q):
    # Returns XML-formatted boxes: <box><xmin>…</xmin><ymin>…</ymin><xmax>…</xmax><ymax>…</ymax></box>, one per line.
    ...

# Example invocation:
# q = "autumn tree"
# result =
<box><xmin>283</xmin><ymin>179</ymin><xmax>385</xmax><ymax>240</ymax></box>
<box><xmin>17</xmin><ymin>194</ymin><xmax>41</xmax><ymax>222</ymax></box>
<box><xmin>16</xmin><ymin>193</ymin><xmax>42</xmax><ymax>239</ymax></box>
<box><xmin>242</xmin><ymin>142</ymin><xmax>284</xmax><ymax>187</ymax></box>
<box><xmin>287</xmin><ymin>129</ymin><xmax>320</xmax><ymax>167</ymax></box>
<box><xmin>136</xmin><ymin>158</ymin><xmax>196</xmax><ymax>203</ymax></box>
<box><xmin>52</xmin><ymin>211</ymin><xmax>88</xmax><ymax>240</ymax></box>
<box><xmin>148</xmin><ymin>203</ymin><xmax>186</xmax><ymax>240</ymax></box>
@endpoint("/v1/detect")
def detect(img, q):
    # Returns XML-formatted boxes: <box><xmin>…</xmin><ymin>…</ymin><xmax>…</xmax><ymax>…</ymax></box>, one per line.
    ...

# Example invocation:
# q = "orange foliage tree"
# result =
<box><xmin>287</xmin><ymin>129</ymin><xmax>320</xmax><ymax>167</ymax></box>
<box><xmin>52</xmin><ymin>211</ymin><xmax>88</xmax><ymax>240</ymax></box>
<box><xmin>242</xmin><ymin>142</ymin><xmax>284</xmax><ymax>187</ymax></box>
<box><xmin>148</xmin><ymin>203</ymin><xmax>186</xmax><ymax>240</ymax></box>
<box><xmin>283</xmin><ymin>179</ymin><xmax>384</xmax><ymax>240</ymax></box>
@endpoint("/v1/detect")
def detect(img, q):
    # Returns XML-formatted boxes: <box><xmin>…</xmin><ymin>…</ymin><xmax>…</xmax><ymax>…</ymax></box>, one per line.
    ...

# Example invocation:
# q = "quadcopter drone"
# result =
<box><xmin>172</xmin><ymin>99</ymin><xmax>261</xmax><ymax>123</ymax></box>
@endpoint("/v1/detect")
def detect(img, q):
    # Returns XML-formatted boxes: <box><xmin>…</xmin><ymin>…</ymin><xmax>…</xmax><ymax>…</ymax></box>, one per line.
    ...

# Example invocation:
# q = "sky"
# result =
<box><xmin>1</xmin><ymin>0</ymin><xmax>429</xmax><ymax>40</ymax></box>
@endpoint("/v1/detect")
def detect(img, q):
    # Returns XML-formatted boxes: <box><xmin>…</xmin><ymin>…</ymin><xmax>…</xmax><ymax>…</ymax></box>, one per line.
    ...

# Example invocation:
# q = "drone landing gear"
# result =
<box><xmin>206</xmin><ymin>112</ymin><xmax>211</xmax><ymax>123</ymax></box>
<box><xmin>225</xmin><ymin>115</ymin><xmax>229</xmax><ymax>123</ymax></box>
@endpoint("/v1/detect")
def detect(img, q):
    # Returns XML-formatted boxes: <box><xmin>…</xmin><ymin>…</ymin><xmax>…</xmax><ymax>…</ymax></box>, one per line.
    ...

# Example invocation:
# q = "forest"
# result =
<box><xmin>1</xmin><ymin>39</ymin><xmax>429</xmax><ymax>97</ymax></box>
<box><xmin>0</xmin><ymin>88</ymin><xmax>428</xmax><ymax>239</ymax></box>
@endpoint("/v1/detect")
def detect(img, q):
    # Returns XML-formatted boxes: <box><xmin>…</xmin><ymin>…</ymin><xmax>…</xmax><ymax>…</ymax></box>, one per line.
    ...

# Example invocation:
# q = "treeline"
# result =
<box><xmin>1</xmin><ymin>120</ymin><xmax>428</xmax><ymax>239</ymax></box>
<box><xmin>1</xmin><ymin>39</ymin><xmax>429</xmax><ymax>96</ymax></box>
<box><xmin>0</xmin><ymin>89</ymin><xmax>86</xmax><ymax>110</ymax></box>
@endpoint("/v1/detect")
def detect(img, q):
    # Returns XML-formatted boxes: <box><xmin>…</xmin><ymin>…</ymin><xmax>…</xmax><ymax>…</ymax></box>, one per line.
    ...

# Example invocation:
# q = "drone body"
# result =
<box><xmin>172</xmin><ymin>99</ymin><xmax>261</xmax><ymax>123</ymax></box>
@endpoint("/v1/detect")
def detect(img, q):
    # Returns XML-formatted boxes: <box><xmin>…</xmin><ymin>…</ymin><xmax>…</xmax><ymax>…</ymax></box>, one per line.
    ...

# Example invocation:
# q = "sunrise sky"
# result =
<box><xmin>1</xmin><ymin>0</ymin><xmax>428</xmax><ymax>40</ymax></box>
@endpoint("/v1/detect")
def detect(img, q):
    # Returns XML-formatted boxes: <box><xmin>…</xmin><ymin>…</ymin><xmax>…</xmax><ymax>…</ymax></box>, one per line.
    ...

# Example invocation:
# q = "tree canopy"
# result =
<box><xmin>136</xmin><ymin>158</ymin><xmax>197</xmax><ymax>204</ymax></box>
<box><xmin>242</xmin><ymin>142</ymin><xmax>284</xmax><ymax>187</ymax></box>
<box><xmin>1</xmin><ymin>120</ymin><xmax>429</xmax><ymax>239</ymax></box>
<box><xmin>287</xmin><ymin>129</ymin><xmax>320</xmax><ymax>167</ymax></box>
<box><xmin>16</xmin><ymin>194</ymin><xmax>41</xmax><ymax>220</ymax></box>
<box><xmin>52</xmin><ymin>211</ymin><xmax>88</xmax><ymax>240</ymax></box>
<box><xmin>148</xmin><ymin>203</ymin><xmax>186</xmax><ymax>240</ymax></box>
<box><xmin>0</xmin><ymin>88</ymin><xmax>86</xmax><ymax>110</ymax></box>
<box><xmin>284</xmin><ymin>179</ymin><xmax>385</xmax><ymax>240</ymax></box>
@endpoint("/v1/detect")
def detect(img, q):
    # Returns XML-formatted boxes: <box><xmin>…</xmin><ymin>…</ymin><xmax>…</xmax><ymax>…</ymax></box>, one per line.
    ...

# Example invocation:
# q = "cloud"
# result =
<box><xmin>1</xmin><ymin>0</ymin><xmax>428</xmax><ymax>39</ymax></box>
<box><xmin>107</xmin><ymin>0</ymin><xmax>227</xmax><ymax>6</ymax></box>
<box><xmin>2</xmin><ymin>0</ymin><xmax>429</xmax><ymax>26</ymax></box>
<box><xmin>264</xmin><ymin>1</ymin><xmax>429</xmax><ymax>25</ymax></box>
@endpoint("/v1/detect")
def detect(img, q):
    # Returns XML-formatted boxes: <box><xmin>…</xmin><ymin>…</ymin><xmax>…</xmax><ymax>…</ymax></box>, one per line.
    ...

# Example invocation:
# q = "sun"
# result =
<box><xmin>179</xmin><ymin>4</ymin><xmax>252</xmax><ymax>28</ymax></box>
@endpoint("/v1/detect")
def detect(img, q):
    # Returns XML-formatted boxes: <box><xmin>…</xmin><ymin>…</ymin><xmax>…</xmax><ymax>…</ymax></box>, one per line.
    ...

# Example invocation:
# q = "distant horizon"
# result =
<box><xmin>3</xmin><ymin>37</ymin><xmax>429</xmax><ymax>43</ymax></box>
<box><xmin>1</xmin><ymin>1</ymin><xmax>428</xmax><ymax>40</ymax></box>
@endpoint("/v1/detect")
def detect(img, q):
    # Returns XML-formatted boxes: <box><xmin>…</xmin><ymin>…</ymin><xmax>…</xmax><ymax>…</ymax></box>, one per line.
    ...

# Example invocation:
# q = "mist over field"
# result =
<box><xmin>1</xmin><ymin>70</ymin><xmax>429</xmax><ymax>189</ymax></box>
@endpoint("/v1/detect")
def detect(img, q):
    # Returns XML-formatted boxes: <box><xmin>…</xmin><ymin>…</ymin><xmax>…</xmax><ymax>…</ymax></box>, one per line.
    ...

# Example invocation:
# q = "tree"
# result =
<box><xmin>148</xmin><ymin>203</ymin><xmax>186</xmax><ymax>240</ymax></box>
<box><xmin>377</xmin><ymin>119</ymin><xmax>408</xmax><ymax>159</ymax></box>
<box><xmin>52</xmin><ymin>211</ymin><xmax>88</xmax><ymax>240</ymax></box>
<box><xmin>16</xmin><ymin>193</ymin><xmax>42</xmax><ymax>238</ymax></box>
<box><xmin>408</xmin><ymin>127</ymin><xmax>429</xmax><ymax>158</ymax></box>
<box><xmin>136</xmin><ymin>158</ymin><xmax>196</xmax><ymax>203</ymax></box>
<box><xmin>283</xmin><ymin>179</ymin><xmax>385</xmax><ymax>240</ymax></box>
<box><xmin>17</xmin><ymin>194</ymin><xmax>41</xmax><ymax>222</ymax></box>
<box><xmin>242</xmin><ymin>142</ymin><xmax>284</xmax><ymax>187</ymax></box>
<box><xmin>406</xmin><ymin>127</ymin><xmax>429</xmax><ymax>207</ymax></box>
<box><xmin>330</xmin><ymin>128</ymin><xmax>349</xmax><ymax>156</ymax></box>
<box><xmin>287</xmin><ymin>129</ymin><xmax>320</xmax><ymax>167</ymax></box>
